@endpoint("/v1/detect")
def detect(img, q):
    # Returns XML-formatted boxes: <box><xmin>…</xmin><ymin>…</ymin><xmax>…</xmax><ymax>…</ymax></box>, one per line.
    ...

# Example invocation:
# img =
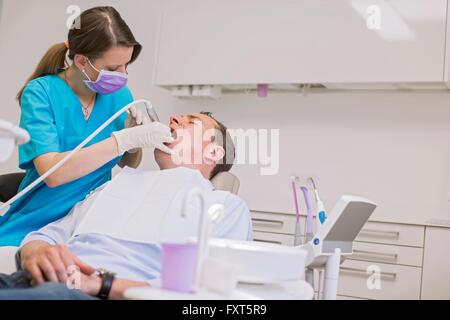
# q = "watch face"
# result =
<box><xmin>96</xmin><ymin>268</ymin><xmax>116</xmax><ymax>277</ymax></box>
<box><xmin>96</xmin><ymin>268</ymin><xmax>107</xmax><ymax>276</ymax></box>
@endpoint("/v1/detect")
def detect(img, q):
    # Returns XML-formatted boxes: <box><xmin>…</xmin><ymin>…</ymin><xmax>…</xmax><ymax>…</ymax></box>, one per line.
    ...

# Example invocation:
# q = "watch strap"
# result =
<box><xmin>97</xmin><ymin>272</ymin><xmax>114</xmax><ymax>300</ymax></box>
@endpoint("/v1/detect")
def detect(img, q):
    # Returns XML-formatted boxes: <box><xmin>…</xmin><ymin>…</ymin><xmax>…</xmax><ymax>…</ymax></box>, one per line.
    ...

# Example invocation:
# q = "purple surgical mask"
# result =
<box><xmin>82</xmin><ymin>59</ymin><xmax>128</xmax><ymax>95</ymax></box>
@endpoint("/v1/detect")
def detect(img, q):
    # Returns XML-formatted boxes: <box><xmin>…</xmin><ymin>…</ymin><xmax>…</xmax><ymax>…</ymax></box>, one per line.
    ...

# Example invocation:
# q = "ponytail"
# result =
<box><xmin>16</xmin><ymin>6</ymin><xmax>142</xmax><ymax>104</ymax></box>
<box><xmin>16</xmin><ymin>43</ymin><xmax>68</xmax><ymax>103</ymax></box>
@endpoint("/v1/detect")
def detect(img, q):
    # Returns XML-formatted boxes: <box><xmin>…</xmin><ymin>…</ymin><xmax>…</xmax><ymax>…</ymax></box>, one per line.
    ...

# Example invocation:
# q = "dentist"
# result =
<box><xmin>0</xmin><ymin>6</ymin><xmax>173</xmax><ymax>246</ymax></box>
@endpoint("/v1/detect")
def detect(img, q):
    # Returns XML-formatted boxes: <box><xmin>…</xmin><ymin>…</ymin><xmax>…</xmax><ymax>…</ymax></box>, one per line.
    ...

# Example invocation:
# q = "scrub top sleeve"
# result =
<box><xmin>18</xmin><ymin>81</ymin><xmax>60</xmax><ymax>169</ymax></box>
<box><xmin>212</xmin><ymin>194</ymin><xmax>254</xmax><ymax>241</ymax></box>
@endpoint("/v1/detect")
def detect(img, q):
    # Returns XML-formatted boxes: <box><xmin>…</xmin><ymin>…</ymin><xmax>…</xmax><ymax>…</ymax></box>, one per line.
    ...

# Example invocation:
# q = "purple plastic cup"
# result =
<box><xmin>161</xmin><ymin>242</ymin><xmax>199</xmax><ymax>293</ymax></box>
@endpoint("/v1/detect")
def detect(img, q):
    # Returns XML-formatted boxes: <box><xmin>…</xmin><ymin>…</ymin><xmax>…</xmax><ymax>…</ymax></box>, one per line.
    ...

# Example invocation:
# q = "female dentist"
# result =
<box><xmin>0</xmin><ymin>6</ymin><xmax>173</xmax><ymax>246</ymax></box>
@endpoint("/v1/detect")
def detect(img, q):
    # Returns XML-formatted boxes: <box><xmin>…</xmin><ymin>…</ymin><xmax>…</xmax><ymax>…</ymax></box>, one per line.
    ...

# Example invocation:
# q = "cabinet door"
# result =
<box><xmin>154</xmin><ymin>0</ymin><xmax>447</xmax><ymax>85</ymax></box>
<box><xmin>421</xmin><ymin>227</ymin><xmax>450</xmax><ymax>299</ymax></box>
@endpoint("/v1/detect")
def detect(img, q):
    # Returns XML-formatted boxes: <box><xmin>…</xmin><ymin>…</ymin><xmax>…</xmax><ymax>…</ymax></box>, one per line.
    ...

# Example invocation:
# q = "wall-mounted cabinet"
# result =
<box><xmin>154</xmin><ymin>0</ymin><xmax>449</xmax><ymax>90</ymax></box>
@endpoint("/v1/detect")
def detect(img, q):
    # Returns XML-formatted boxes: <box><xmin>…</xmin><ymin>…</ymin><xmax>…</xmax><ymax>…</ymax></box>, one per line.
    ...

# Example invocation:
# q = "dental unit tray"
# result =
<box><xmin>208</xmin><ymin>238</ymin><xmax>307</xmax><ymax>284</ymax></box>
<box><xmin>301</xmin><ymin>195</ymin><xmax>377</xmax><ymax>268</ymax></box>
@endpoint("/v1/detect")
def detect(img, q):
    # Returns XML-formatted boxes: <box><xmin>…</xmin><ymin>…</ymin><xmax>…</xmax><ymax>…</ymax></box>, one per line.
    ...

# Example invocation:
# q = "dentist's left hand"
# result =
<box><xmin>125</xmin><ymin>105</ymin><xmax>151</xmax><ymax>128</ymax></box>
<box><xmin>123</xmin><ymin>105</ymin><xmax>149</xmax><ymax>154</ymax></box>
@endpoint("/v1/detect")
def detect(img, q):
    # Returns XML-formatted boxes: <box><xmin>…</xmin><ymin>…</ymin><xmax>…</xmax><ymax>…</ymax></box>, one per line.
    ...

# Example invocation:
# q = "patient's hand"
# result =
<box><xmin>21</xmin><ymin>241</ymin><xmax>95</xmax><ymax>285</ymax></box>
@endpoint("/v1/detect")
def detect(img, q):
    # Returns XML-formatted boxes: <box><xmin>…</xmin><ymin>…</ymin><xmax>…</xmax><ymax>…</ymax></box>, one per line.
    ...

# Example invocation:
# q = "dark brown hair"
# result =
<box><xmin>200</xmin><ymin>112</ymin><xmax>236</xmax><ymax>179</ymax></box>
<box><xmin>17</xmin><ymin>6</ymin><xmax>142</xmax><ymax>103</ymax></box>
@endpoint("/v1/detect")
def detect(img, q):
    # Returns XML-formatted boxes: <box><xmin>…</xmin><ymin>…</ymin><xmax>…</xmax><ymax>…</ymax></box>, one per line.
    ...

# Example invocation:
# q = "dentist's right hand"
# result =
<box><xmin>112</xmin><ymin>121</ymin><xmax>174</xmax><ymax>156</ymax></box>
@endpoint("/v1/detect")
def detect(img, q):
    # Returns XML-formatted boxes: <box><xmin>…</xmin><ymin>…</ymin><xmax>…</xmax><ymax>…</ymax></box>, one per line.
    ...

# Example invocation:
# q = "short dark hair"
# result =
<box><xmin>200</xmin><ymin>112</ymin><xmax>235</xmax><ymax>179</ymax></box>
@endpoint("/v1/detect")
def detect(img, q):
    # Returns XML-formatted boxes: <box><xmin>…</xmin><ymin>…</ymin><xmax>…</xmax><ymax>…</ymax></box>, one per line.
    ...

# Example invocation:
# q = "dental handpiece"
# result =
<box><xmin>142</xmin><ymin>101</ymin><xmax>177</xmax><ymax>140</ymax></box>
<box><xmin>143</xmin><ymin>101</ymin><xmax>160</xmax><ymax>123</ymax></box>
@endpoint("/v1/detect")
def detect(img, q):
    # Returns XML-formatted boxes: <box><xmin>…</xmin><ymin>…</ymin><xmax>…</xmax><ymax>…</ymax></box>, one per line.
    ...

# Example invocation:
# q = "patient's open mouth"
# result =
<box><xmin>165</xmin><ymin>128</ymin><xmax>178</xmax><ymax>147</ymax></box>
<box><xmin>171</xmin><ymin>129</ymin><xmax>178</xmax><ymax>140</ymax></box>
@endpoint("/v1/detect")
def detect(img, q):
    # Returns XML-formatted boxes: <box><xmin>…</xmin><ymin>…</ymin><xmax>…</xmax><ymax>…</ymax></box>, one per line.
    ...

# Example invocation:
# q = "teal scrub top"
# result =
<box><xmin>0</xmin><ymin>73</ymin><xmax>132</xmax><ymax>246</ymax></box>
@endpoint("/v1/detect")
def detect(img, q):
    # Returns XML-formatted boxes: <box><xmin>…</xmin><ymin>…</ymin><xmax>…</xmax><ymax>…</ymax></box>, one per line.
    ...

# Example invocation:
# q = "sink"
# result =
<box><xmin>208</xmin><ymin>239</ymin><xmax>307</xmax><ymax>284</ymax></box>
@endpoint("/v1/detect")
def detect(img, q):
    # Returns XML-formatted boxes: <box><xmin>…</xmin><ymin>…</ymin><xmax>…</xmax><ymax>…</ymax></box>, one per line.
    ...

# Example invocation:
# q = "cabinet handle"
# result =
<box><xmin>252</xmin><ymin>218</ymin><xmax>284</xmax><ymax>227</ymax></box>
<box><xmin>340</xmin><ymin>267</ymin><xmax>397</xmax><ymax>280</ymax></box>
<box><xmin>352</xmin><ymin>249</ymin><xmax>398</xmax><ymax>261</ymax></box>
<box><xmin>253</xmin><ymin>239</ymin><xmax>282</xmax><ymax>245</ymax></box>
<box><xmin>359</xmin><ymin>229</ymin><xmax>400</xmax><ymax>238</ymax></box>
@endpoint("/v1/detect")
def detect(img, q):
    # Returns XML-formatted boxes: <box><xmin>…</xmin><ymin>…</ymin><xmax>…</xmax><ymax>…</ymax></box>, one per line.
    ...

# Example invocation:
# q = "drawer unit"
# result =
<box><xmin>338</xmin><ymin>260</ymin><xmax>422</xmax><ymax>300</ymax></box>
<box><xmin>250</xmin><ymin>212</ymin><xmax>428</xmax><ymax>300</ymax></box>
<box><xmin>349</xmin><ymin>242</ymin><xmax>424</xmax><ymax>267</ymax></box>
<box><xmin>251</xmin><ymin>211</ymin><xmax>301</xmax><ymax>235</ymax></box>
<box><xmin>252</xmin><ymin>231</ymin><xmax>296</xmax><ymax>246</ymax></box>
<box><xmin>356</xmin><ymin>221</ymin><xmax>425</xmax><ymax>247</ymax></box>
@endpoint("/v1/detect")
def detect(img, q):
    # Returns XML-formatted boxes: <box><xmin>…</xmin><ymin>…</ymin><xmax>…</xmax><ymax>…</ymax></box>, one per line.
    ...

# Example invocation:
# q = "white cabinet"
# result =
<box><xmin>340</xmin><ymin>222</ymin><xmax>425</xmax><ymax>299</ymax></box>
<box><xmin>154</xmin><ymin>0</ymin><xmax>448</xmax><ymax>86</ymax></box>
<box><xmin>339</xmin><ymin>260</ymin><xmax>422</xmax><ymax>300</ymax></box>
<box><xmin>421</xmin><ymin>227</ymin><xmax>450</xmax><ymax>299</ymax></box>
<box><xmin>249</xmin><ymin>210</ymin><xmax>433</xmax><ymax>299</ymax></box>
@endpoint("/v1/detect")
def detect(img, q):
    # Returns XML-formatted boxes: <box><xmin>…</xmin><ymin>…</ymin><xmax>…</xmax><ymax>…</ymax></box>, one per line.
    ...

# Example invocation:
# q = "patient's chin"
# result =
<box><xmin>155</xmin><ymin>148</ymin><xmax>176</xmax><ymax>170</ymax></box>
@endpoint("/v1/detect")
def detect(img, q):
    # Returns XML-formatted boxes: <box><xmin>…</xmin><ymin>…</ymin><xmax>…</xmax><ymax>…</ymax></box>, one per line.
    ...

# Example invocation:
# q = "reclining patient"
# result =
<box><xmin>0</xmin><ymin>112</ymin><xmax>252</xmax><ymax>299</ymax></box>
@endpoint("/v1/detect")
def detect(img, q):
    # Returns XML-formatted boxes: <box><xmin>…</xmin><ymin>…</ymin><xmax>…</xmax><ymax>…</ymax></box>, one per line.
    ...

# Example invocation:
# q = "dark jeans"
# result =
<box><xmin>0</xmin><ymin>271</ymin><xmax>98</xmax><ymax>300</ymax></box>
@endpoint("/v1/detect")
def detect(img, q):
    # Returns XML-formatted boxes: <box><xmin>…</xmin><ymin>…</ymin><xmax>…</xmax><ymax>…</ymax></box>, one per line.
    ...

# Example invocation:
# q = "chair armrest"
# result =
<box><xmin>0</xmin><ymin>172</ymin><xmax>26</xmax><ymax>203</ymax></box>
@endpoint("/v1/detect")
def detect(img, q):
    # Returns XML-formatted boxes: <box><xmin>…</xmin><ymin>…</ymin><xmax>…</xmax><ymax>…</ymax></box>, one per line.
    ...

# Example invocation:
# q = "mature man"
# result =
<box><xmin>0</xmin><ymin>112</ymin><xmax>252</xmax><ymax>299</ymax></box>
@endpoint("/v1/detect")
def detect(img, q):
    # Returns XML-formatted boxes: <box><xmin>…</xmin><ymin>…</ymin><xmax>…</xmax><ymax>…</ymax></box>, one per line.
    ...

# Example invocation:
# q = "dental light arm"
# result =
<box><xmin>0</xmin><ymin>99</ymin><xmax>158</xmax><ymax>216</ymax></box>
<box><xmin>0</xmin><ymin>120</ymin><xmax>30</xmax><ymax>163</ymax></box>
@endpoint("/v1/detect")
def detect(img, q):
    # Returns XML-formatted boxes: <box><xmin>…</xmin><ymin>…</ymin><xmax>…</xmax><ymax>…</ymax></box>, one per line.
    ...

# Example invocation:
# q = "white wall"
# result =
<box><xmin>1</xmin><ymin>0</ymin><xmax>449</xmax><ymax>224</ymax></box>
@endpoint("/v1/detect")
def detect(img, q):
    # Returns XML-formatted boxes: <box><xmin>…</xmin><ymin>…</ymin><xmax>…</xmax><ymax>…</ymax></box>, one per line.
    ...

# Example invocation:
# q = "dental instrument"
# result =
<box><xmin>0</xmin><ymin>99</ymin><xmax>158</xmax><ymax>217</ymax></box>
<box><xmin>290</xmin><ymin>176</ymin><xmax>302</xmax><ymax>246</ymax></box>
<box><xmin>144</xmin><ymin>103</ymin><xmax>160</xmax><ymax>123</ymax></box>
<box><xmin>308</xmin><ymin>177</ymin><xmax>326</xmax><ymax>225</ymax></box>
<box><xmin>300</xmin><ymin>186</ymin><xmax>314</xmax><ymax>242</ymax></box>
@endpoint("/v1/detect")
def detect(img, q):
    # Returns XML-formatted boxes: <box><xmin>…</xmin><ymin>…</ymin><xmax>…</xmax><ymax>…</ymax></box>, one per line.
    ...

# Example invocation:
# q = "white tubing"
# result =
<box><xmin>0</xmin><ymin>99</ymin><xmax>152</xmax><ymax>216</ymax></box>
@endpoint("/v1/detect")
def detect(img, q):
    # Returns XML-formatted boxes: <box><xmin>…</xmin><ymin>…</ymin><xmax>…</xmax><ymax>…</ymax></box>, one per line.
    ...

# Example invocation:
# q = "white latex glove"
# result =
<box><xmin>112</xmin><ymin>122</ymin><xmax>174</xmax><ymax>155</ymax></box>
<box><xmin>124</xmin><ymin>105</ymin><xmax>152</xmax><ymax>154</ymax></box>
<box><xmin>125</xmin><ymin>105</ymin><xmax>151</xmax><ymax>128</ymax></box>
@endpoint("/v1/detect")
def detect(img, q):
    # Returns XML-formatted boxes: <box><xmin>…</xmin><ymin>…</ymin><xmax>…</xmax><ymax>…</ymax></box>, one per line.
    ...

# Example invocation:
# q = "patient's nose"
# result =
<box><xmin>170</xmin><ymin>115</ymin><xmax>184</xmax><ymax>127</ymax></box>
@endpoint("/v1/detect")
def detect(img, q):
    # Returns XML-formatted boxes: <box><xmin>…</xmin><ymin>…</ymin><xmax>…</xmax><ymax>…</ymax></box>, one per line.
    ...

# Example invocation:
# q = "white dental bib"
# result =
<box><xmin>73</xmin><ymin>167</ymin><xmax>227</xmax><ymax>244</ymax></box>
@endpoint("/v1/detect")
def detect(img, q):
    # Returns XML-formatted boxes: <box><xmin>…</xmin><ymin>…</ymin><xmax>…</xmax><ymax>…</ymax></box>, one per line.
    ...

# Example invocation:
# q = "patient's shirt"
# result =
<box><xmin>21</xmin><ymin>168</ymin><xmax>253</xmax><ymax>284</ymax></box>
<box><xmin>73</xmin><ymin>167</ymin><xmax>230</xmax><ymax>244</ymax></box>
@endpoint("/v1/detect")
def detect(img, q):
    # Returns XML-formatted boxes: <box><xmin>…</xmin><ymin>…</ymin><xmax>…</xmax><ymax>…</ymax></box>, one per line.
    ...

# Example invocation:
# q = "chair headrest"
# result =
<box><xmin>210</xmin><ymin>171</ymin><xmax>240</xmax><ymax>195</ymax></box>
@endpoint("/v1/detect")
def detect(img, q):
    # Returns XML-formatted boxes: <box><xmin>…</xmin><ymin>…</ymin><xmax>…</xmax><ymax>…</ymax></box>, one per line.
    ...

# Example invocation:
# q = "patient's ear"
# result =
<box><xmin>204</xmin><ymin>144</ymin><xmax>225</xmax><ymax>165</ymax></box>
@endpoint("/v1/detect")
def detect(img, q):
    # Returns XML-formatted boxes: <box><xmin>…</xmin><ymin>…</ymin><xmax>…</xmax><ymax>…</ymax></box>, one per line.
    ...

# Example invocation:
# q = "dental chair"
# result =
<box><xmin>0</xmin><ymin>172</ymin><xmax>26</xmax><ymax>204</ymax></box>
<box><xmin>0</xmin><ymin>170</ymin><xmax>240</xmax><ymax>274</ymax></box>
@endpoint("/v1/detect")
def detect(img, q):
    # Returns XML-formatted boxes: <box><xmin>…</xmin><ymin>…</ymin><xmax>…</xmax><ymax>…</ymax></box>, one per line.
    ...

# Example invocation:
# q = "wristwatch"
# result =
<box><xmin>96</xmin><ymin>268</ymin><xmax>116</xmax><ymax>300</ymax></box>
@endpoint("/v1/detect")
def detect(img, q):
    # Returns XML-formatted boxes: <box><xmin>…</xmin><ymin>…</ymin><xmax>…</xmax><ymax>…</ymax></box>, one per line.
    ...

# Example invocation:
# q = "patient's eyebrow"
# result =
<box><xmin>186</xmin><ymin>115</ymin><xmax>202</xmax><ymax>123</ymax></box>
